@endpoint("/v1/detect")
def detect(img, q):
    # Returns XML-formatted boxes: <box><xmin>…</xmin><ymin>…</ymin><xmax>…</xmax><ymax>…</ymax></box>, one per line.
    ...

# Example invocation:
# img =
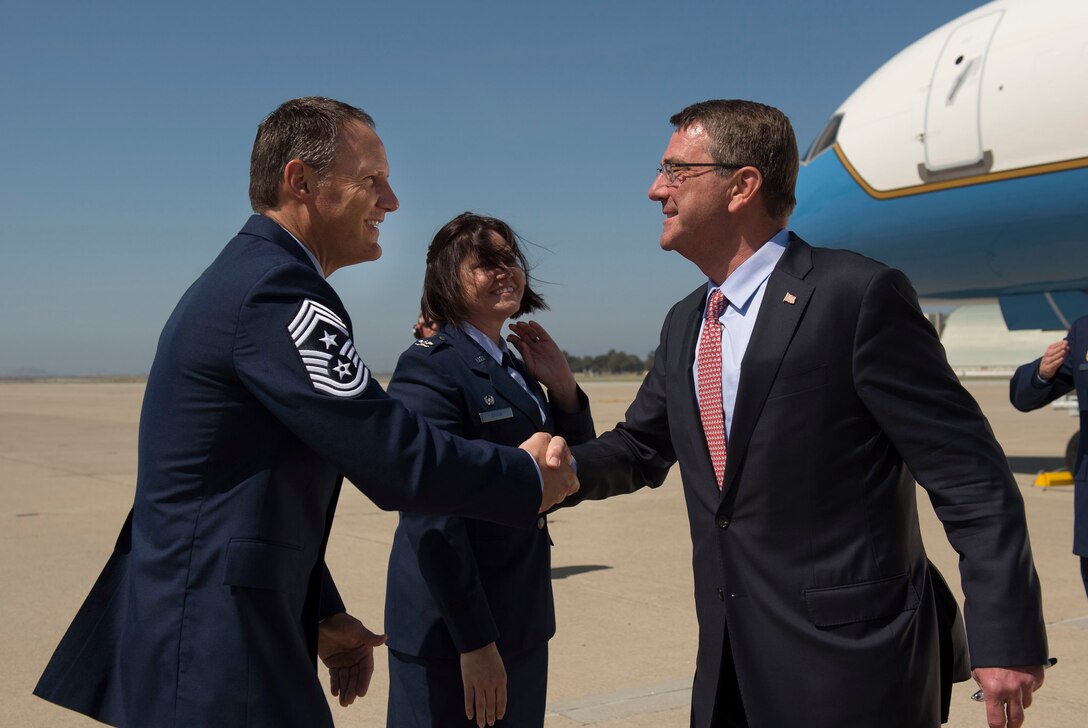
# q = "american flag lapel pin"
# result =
<box><xmin>783</xmin><ymin>292</ymin><xmax>797</xmax><ymax>305</ymax></box>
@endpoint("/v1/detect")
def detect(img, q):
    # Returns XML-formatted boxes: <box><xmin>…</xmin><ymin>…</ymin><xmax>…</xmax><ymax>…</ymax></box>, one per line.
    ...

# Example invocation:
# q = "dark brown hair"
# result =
<box><xmin>421</xmin><ymin>212</ymin><xmax>547</xmax><ymax>326</ymax></box>
<box><xmin>249</xmin><ymin>97</ymin><xmax>375</xmax><ymax>212</ymax></box>
<box><xmin>670</xmin><ymin>99</ymin><xmax>798</xmax><ymax>220</ymax></box>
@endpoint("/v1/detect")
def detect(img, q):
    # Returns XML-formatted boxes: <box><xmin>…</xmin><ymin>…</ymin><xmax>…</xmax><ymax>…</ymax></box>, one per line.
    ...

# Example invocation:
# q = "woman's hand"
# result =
<box><xmin>461</xmin><ymin>642</ymin><xmax>507</xmax><ymax>727</ymax></box>
<box><xmin>508</xmin><ymin>321</ymin><xmax>579</xmax><ymax>411</ymax></box>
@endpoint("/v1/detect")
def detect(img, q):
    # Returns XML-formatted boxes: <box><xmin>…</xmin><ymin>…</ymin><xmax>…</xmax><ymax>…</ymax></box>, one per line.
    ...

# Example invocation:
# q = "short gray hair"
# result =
<box><xmin>670</xmin><ymin>99</ymin><xmax>798</xmax><ymax>220</ymax></box>
<box><xmin>249</xmin><ymin>97</ymin><xmax>375</xmax><ymax>212</ymax></box>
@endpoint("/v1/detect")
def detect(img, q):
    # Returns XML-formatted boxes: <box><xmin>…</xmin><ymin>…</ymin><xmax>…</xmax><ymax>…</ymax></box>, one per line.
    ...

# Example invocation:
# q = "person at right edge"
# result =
<box><xmin>564</xmin><ymin>99</ymin><xmax>1050</xmax><ymax>728</ymax></box>
<box><xmin>1011</xmin><ymin>326</ymin><xmax>1088</xmax><ymax>600</ymax></box>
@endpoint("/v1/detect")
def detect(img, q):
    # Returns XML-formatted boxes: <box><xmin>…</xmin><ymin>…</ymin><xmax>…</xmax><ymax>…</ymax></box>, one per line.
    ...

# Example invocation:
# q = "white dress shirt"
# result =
<box><xmin>692</xmin><ymin>229</ymin><xmax>790</xmax><ymax>437</ymax></box>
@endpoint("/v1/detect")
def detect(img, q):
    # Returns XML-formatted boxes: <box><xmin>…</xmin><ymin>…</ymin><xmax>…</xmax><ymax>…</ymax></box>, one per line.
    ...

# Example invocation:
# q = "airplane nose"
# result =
<box><xmin>791</xmin><ymin>147</ymin><xmax>863</xmax><ymax>249</ymax></box>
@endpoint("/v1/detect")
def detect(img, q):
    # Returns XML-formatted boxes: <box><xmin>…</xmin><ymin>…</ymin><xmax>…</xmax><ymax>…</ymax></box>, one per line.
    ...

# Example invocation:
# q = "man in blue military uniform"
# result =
<box><xmin>33</xmin><ymin>97</ymin><xmax>578</xmax><ymax>728</ymax></box>
<box><xmin>1011</xmin><ymin>320</ymin><xmax>1088</xmax><ymax>601</ymax></box>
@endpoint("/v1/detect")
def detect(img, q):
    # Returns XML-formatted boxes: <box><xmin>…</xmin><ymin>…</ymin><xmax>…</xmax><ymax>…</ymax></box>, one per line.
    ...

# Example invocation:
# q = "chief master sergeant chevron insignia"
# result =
<box><xmin>287</xmin><ymin>299</ymin><xmax>371</xmax><ymax>398</ymax></box>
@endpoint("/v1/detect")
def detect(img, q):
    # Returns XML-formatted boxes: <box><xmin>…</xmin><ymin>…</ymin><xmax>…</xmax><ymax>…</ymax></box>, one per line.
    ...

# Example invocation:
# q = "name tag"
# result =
<box><xmin>1079</xmin><ymin>363</ymin><xmax>1088</xmax><ymax>371</ymax></box>
<box><xmin>479</xmin><ymin>407</ymin><xmax>514</xmax><ymax>423</ymax></box>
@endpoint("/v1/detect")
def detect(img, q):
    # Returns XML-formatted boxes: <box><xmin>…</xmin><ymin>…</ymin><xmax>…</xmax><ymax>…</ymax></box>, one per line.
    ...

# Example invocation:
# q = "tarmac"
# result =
<box><xmin>1</xmin><ymin>377</ymin><xmax>1085</xmax><ymax>727</ymax></box>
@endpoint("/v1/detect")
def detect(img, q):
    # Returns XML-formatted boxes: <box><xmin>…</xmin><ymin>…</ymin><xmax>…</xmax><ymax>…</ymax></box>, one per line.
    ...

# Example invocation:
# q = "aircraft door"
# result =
<box><xmin>923</xmin><ymin>10</ymin><xmax>1003</xmax><ymax>172</ymax></box>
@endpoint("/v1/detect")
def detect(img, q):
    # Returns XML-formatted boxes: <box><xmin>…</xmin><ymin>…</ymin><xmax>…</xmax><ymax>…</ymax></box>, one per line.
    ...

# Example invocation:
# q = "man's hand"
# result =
<box><xmin>971</xmin><ymin>665</ymin><xmax>1046</xmax><ymax>728</ymax></box>
<box><xmin>461</xmin><ymin>642</ymin><xmax>507</xmax><ymax>727</ymax></box>
<box><xmin>317</xmin><ymin>611</ymin><xmax>387</xmax><ymax>707</ymax></box>
<box><xmin>1037</xmin><ymin>339</ymin><xmax>1069</xmax><ymax>380</ymax></box>
<box><xmin>519</xmin><ymin>432</ymin><xmax>579</xmax><ymax>511</ymax></box>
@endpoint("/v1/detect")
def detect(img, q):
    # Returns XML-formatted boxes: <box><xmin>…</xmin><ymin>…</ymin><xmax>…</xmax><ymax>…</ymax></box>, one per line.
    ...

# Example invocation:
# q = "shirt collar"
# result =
<box><xmin>712</xmin><ymin>228</ymin><xmax>790</xmax><ymax>313</ymax></box>
<box><xmin>459</xmin><ymin>322</ymin><xmax>509</xmax><ymax>364</ymax></box>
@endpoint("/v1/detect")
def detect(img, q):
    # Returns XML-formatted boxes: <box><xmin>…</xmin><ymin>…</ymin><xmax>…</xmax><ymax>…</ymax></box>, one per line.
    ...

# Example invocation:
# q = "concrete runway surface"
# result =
<box><xmin>2</xmin><ymin>377</ymin><xmax>1085</xmax><ymax>727</ymax></box>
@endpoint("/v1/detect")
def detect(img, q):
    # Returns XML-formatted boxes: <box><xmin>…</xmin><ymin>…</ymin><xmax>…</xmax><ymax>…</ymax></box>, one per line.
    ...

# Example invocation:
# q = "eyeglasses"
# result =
<box><xmin>655</xmin><ymin>161</ymin><xmax>754</xmax><ymax>186</ymax></box>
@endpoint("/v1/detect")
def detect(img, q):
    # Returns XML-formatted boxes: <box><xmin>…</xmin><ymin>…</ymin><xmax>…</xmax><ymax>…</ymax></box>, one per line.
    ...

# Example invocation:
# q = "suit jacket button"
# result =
<box><xmin>717</xmin><ymin>587</ymin><xmax>725</xmax><ymax>601</ymax></box>
<box><xmin>537</xmin><ymin>517</ymin><xmax>546</xmax><ymax>530</ymax></box>
<box><xmin>717</xmin><ymin>517</ymin><xmax>730</xmax><ymax>529</ymax></box>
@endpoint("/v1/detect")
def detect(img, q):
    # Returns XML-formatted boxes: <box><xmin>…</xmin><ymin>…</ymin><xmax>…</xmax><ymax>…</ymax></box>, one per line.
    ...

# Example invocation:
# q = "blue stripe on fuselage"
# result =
<box><xmin>792</xmin><ymin>150</ymin><xmax>1088</xmax><ymax>299</ymax></box>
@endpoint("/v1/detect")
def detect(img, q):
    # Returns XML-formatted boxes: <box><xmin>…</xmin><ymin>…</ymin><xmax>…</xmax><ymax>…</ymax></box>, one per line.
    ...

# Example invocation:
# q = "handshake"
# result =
<box><xmin>518</xmin><ymin>432</ymin><xmax>579</xmax><ymax>512</ymax></box>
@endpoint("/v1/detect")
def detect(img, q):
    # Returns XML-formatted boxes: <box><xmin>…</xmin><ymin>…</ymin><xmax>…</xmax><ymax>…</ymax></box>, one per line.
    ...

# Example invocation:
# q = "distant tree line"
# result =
<box><xmin>562</xmin><ymin>349</ymin><xmax>655</xmax><ymax>375</ymax></box>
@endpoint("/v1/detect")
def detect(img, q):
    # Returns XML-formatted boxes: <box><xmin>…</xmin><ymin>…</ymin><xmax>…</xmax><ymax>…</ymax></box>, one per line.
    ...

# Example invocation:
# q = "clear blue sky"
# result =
<box><xmin>0</xmin><ymin>0</ymin><xmax>984</xmax><ymax>375</ymax></box>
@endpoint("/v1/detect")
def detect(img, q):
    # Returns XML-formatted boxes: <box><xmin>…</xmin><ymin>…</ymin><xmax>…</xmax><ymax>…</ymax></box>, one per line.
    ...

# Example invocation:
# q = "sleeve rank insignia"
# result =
<box><xmin>287</xmin><ymin>299</ymin><xmax>371</xmax><ymax>398</ymax></box>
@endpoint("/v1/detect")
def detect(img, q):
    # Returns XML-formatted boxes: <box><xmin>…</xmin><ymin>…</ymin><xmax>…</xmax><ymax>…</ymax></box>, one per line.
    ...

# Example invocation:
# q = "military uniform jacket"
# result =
<box><xmin>33</xmin><ymin>215</ymin><xmax>542</xmax><ymax>728</ymax></box>
<box><xmin>384</xmin><ymin>325</ymin><xmax>595</xmax><ymax>658</ymax></box>
<box><xmin>1010</xmin><ymin>314</ymin><xmax>1088</xmax><ymax>556</ymax></box>
<box><xmin>571</xmin><ymin>235</ymin><xmax>1048</xmax><ymax>728</ymax></box>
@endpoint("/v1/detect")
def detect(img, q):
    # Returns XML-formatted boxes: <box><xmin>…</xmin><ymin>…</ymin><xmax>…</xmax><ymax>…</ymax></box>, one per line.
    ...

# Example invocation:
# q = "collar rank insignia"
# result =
<box><xmin>414</xmin><ymin>339</ymin><xmax>434</xmax><ymax>347</ymax></box>
<box><xmin>475</xmin><ymin>355</ymin><xmax>488</xmax><ymax>364</ymax></box>
<box><xmin>783</xmin><ymin>292</ymin><xmax>797</xmax><ymax>305</ymax></box>
<box><xmin>287</xmin><ymin>299</ymin><xmax>371</xmax><ymax>398</ymax></box>
<box><xmin>484</xmin><ymin>395</ymin><xmax>496</xmax><ymax>406</ymax></box>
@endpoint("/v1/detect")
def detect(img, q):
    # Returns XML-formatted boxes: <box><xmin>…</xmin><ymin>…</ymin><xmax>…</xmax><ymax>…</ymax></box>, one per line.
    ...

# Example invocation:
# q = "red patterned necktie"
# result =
<box><xmin>697</xmin><ymin>289</ymin><xmax>728</xmax><ymax>489</ymax></box>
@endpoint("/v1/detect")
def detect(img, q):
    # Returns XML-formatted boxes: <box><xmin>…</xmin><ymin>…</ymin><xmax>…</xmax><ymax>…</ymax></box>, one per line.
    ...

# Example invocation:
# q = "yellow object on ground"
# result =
<box><xmin>1034</xmin><ymin>470</ymin><xmax>1074</xmax><ymax>487</ymax></box>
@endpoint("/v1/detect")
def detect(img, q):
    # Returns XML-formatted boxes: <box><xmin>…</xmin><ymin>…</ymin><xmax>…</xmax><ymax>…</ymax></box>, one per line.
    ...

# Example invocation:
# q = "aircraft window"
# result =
<box><xmin>803</xmin><ymin>113</ymin><xmax>843</xmax><ymax>163</ymax></box>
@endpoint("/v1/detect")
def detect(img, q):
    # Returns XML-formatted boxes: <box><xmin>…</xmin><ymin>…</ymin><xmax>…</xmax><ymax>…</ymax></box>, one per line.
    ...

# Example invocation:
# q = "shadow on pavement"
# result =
<box><xmin>552</xmin><ymin>564</ymin><xmax>611</xmax><ymax>580</ymax></box>
<box><xmin>1006</xmin><ymin>456</ymin><xmax>1066</xmax><ymax>474</ymax></box>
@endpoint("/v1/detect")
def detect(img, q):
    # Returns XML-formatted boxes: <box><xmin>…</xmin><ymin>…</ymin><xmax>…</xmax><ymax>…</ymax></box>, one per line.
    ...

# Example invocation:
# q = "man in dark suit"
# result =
<box><xmin>1010</xmin><ymin>319</ymin><xmax>1088</xmax><ymax>600</ymax></box>
<box><xmin>570</xmin><ymin>100</ymin><xmax>1049</xmax><ymax>728</ymax></box>
<box><xmin>33</xmin><ymin>97</ymin><xmax>577</xmax><ymax>728</ymax></box>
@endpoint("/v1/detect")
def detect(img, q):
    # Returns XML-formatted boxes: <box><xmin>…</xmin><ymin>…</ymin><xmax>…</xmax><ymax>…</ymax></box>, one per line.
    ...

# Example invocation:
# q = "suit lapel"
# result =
<box><xmin>446</xmin><ymin>327</ymin><xmax>545</xmax><ymax>430</ymax></box>
<box><xmin>508</xmin><ymin>355</ymin><xmax>551</xmax><ymax>419</ymax></box>
<box><xmin>668</xmin><ymin>286</ymin><xmax>724</xmax><ymax>504</ymax></box>
<box><xmin>722</xmin><ymin>235</ymin><xmax>814</xmax><ymax>495</ymax></box>
<box><xmin>675</xmin><ymin>287</ymin><xmax>706</xmax><ymax>446</ymax></box>
<box><xmin>493</xmin><ymin>353</ymin><xmax>547</xmax><ymax>430</ymax></box>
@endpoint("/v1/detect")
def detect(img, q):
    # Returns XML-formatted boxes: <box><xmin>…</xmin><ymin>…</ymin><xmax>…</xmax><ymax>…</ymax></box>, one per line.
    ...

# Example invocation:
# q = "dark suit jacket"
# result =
<box><xmin>33</xmin><ymin>215</ymin><xmax>543</xmax><ymax>728</ymax></box>
<box><xmin>571</xmin><ymin>235</ymin><xmax>1047</xmax><ymax>728</ymax></box>
<box><xmin>1010</xmin><ymin>315</ymin><xmax>1088</xmax><ymax>556</ymax></box>
<box><xmin>385</xmin><ymin>325</ymin><xmax>595</xmax><ymax>658</ymax></box>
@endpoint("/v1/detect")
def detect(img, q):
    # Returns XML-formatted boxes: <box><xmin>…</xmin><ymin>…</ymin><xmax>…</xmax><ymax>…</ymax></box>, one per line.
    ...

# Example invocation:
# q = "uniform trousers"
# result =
<box><xmin>388</xmin><ymin>643</ymin><xmax>548</xmax><ymax>727</ymax></box>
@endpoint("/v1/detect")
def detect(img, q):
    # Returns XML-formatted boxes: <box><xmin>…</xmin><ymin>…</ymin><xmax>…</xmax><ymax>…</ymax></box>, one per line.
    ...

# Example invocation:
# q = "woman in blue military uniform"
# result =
<box><xmin>384</xmin><ymin>213</ymin><xmax>595</xmax><ymax>727</ymax></box>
